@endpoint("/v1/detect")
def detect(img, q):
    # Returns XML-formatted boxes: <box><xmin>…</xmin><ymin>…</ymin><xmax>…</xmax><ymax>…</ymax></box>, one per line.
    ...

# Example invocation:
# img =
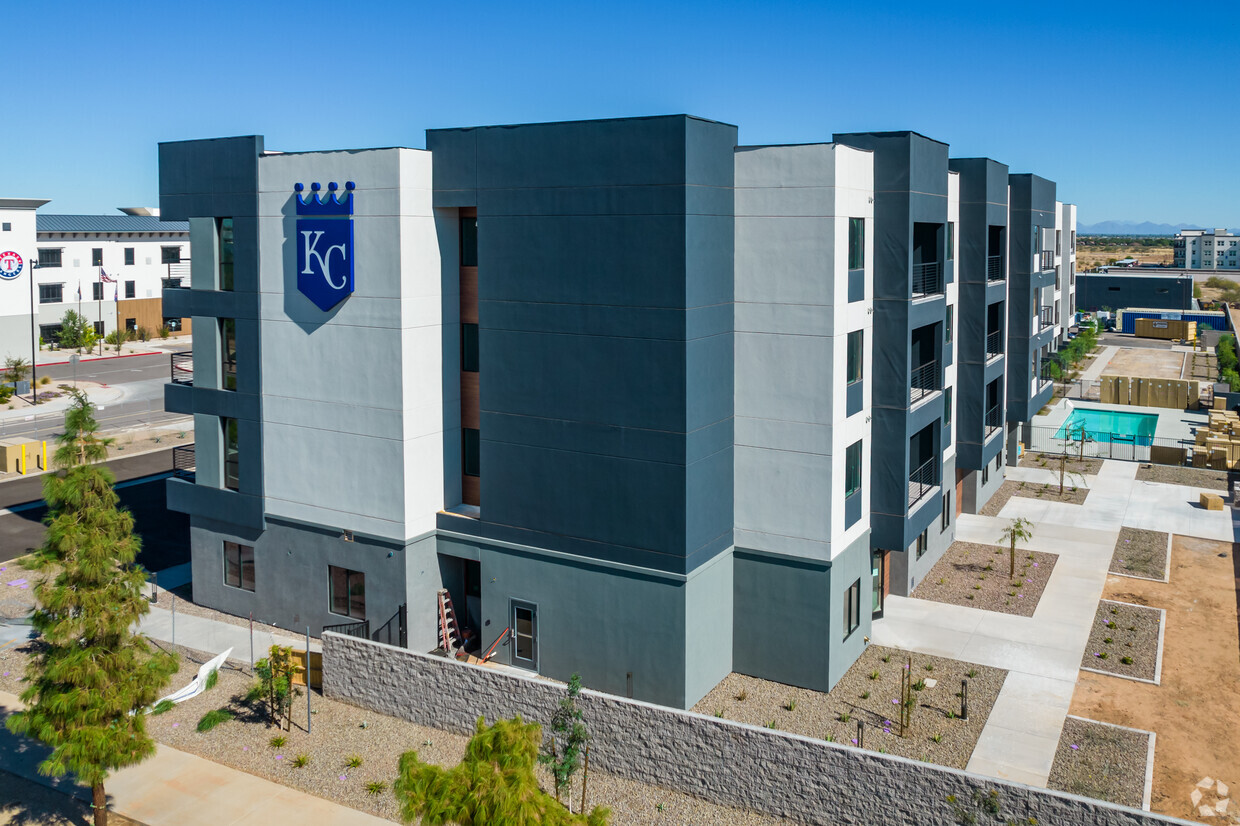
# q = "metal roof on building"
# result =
<box><xmin>36</xmin><ymin>214</ymin><xmax>189</xmax><ymax>233</ymax></box>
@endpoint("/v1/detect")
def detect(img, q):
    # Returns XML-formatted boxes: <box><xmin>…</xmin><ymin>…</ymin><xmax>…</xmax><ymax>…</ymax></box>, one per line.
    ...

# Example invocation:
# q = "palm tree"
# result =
<box><xmin>1000</xmin><ymin>517</ymin><xmax>1034</xmax><ymax>580</ymax></box>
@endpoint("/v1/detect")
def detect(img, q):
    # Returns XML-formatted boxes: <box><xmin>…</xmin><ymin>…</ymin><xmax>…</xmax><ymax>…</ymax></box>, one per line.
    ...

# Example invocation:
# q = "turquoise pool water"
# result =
<box><xmin>1054</xmin><ymin>408</ymin><xmax>1158</xmax><ymax>445</ymax></box>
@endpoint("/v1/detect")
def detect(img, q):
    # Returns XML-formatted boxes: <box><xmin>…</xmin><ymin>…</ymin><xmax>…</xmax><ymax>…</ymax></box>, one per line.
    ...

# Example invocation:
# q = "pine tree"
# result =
<box><xmin>6</xmin><ymin>390</ymin><xmax>177</xmax><ymax>826</ymax></box>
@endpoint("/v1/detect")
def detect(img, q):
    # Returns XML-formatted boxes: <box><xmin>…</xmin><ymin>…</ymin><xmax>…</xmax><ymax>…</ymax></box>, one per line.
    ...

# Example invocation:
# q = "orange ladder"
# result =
<box><xmin>437</xmin><ymin>589</ymin><xmax>462</xmax><ymax>653</ymax></box>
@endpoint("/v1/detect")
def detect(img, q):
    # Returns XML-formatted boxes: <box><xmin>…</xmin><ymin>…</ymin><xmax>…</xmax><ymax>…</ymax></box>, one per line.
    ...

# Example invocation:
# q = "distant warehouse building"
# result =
<box><xmin>1075</xmin><ymin>271</ymin><xmax>1193</xmax><ymax>312</ymax></box>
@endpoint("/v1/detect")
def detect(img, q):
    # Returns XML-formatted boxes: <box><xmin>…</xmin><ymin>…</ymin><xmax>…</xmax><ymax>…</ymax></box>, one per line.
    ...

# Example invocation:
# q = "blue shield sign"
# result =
<box><xmin>295</xmin><ymin>181</ymin><xmax>355</xmax><ymax>311</ymax></box>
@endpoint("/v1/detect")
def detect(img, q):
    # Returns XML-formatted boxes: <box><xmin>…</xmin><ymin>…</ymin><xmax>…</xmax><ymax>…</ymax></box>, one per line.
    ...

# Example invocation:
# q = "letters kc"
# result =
<box><xmin>295</xmin><ymin>182</ymin><xmax>355</xmax><ymax>311</ymax></box>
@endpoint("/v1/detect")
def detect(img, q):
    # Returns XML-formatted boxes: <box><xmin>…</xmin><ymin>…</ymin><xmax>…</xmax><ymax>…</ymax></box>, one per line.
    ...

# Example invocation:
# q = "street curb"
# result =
<box><xmin>36</xmin><ymin>350</ymin><xmax>169</xmax><ymax>367</ymax></box>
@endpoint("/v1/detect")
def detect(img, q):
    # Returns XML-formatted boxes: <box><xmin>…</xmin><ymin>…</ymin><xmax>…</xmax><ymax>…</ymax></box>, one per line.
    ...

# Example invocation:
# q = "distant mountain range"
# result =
<box><xmin>1078</xmin><ymin>220</ymin><xmax>1236</xmax><ymax>235</ymax></box>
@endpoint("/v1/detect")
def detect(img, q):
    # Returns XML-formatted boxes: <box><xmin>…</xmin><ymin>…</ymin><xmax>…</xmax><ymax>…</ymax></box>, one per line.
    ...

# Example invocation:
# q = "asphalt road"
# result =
<box><xmin>0</xmin><ymin>449</ymin><xmax>189</xmax><ymax>571</ymax></box>
<box><xmin>34</xmin><ymin>351</ymin><xmax>182</xmax><ymax>384</ymax></box>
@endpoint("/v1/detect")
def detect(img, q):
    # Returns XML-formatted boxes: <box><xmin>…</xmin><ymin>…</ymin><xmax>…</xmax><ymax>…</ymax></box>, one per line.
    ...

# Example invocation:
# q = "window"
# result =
<box><xmin>125</xmin><ymin>318</ymin><xmax>137</xmax><ymax>332</ymax></box>
<box><xmin>463</xmin><ymin>428</ymin><xmax>480</xmax><ymax>477</ymax></box>
<box><xmin>942</xmin><ymin>490</ymin><xmax>951</xmax><ymax>530</ymax></box>
<box><xmin>124</xmin><ymin>280</ymin><xmax>136</xmax><ymax>299</ymax></box>
<box><xmin>37</xmin><ymin>248</ymin><xmax>62</xmax><ymax>268</ymax></box>
<box><xmin>460</xmin><ymin>216</ymin><xmax>478</xmax><ymax>267</ymax></box>
<box><xmin>995</xmin><ymin>453</ymin><xmax>1002</xmax><ymax>472</ymax></box>
<box><xmin>945</xmin><ymin>306</ymin><xmax>953</xmax><ymax>344</ymax></box>
<box><xmin>124</xmin><ymin>247</ymin><xmax>135</xmax><ymax>266</ymax></box>
<box><xmin>915</xmin><ymin>529</ymin><xmax>929</xmax><ymax>559</ymax></box>
<box><xmin>848</xmin><ymin>217</ymin><xmax>865</xmax><ymax>270</ymax></box>
<box><xmin>161</xmin><ymin>246</ymin><xmax>181</xmax><ymax>264</ymax></box>
<box><xmin>511</xmin><ymin>601</ymin><xmax>538</xmax><ymax>669</ymax></box>
<box><xmin>222</xmin><ymin>417</ymin><xmax>239</xmax><ymax>491</ymax></box>
<box><xmin>844</xmin><ymin>579</ymin><xmax>861</xmax><ymax>639</ymax></box>
<box><xmin>224</xmin><ymin>542</ymin><xmax>255</xmax><ymax>591</ymax></box>
<box><xmin>164</xmin><ymin>317</ymin><xmax>183</xmax><ymax>332</ymax></box>
<box><xmin>1</xmin><ymin>223</ymin><xmax>9</xmax><ymax>232</ymax></box>
<box><xmin>38</xmin><ymin>284</ymin><xmax>62</xmax><ymax>304</ymax></box>
<box><xmin>845</xmin><ymin>440</ymin><xmax>862</xmax><ymax>497</ymax></box>
<box><xmin>221</xmin><ymin>318</ymin><xmax>237</xmax><ymax>390</ymax></box>
<box><xmin>91</xmin><ymin>248</ymin><xmax>103</xmax><ymax>267</ymax></box>
<box><xmin>846</xmin><ymin>330</ymin><xmax>863</xmax><ymax>384</ymax></box>
<box><xmin>982</xmin><ymin>461</ymin><xmax>990</xmax><ymax>485</ymax></box>
<box><xmin>461</xmin><ymin>323</ymin><xmax>479</xmax><ymax>372</ymax></box>
<box><xmin>219</xmin><ymin>218</ymin><xmax>235</xmax><ymax>290</ymax></box>
<box><xmin>947</xmin><ymin>222</ymin><xmax>955</xmax><ymax>260</ymax></box>
<box><xmin>92</xmin><ymin>321</ymin><xmax>104</xmax><ymax>336</ymax></box>
<box><xmin>944</xmin><ymin>387</ymin><xmax>953</xmax><ymax>426</ymax></box>
<box><xmin>329</xmin><ymin>565</ymin><xmax>366</xmax><ymax>619</ymax></box>
<box><xmin>89</xmin><ymin>282</ymin><xmax>103</xmax><ymax>301</ymax></box>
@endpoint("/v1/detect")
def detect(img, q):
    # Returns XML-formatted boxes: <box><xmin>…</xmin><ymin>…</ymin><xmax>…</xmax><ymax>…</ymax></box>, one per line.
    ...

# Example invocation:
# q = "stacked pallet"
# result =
<box><xmin>1099</xmin><ymin>375</ymin><xmax>1199</xmax><ymax>410</ymax></box>
<box><xmin>1194</xmin><ymin>409</ymin><xmax>1240</xmax><ymax>468</ymax></box>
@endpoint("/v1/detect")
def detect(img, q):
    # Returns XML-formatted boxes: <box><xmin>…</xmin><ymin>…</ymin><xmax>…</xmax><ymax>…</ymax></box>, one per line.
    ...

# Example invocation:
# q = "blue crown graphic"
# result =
<box><xmin>295</xmin><ymin>181</ymin><xmax>355</xmax><ymax>216</ymax></box>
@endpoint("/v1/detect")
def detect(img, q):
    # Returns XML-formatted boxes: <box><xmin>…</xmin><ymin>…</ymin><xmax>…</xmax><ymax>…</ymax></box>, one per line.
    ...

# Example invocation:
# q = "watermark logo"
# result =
<box><xmin>295</xmin><ymin>182</ymin><xmax>354</xmax><ymax>311</ymax></box>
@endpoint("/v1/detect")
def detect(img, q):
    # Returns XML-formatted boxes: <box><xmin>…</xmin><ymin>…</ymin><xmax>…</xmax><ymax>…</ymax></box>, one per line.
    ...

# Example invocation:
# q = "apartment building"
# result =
<box><xmin>158</xmin><ymin>116</ymin><xmax>1072</xmax><ymax>710</ymax></box>
<box><xmin>1173</xmin><ymin>228</ymin><xmax>1239</xmax><ymax>270</ymax></box>
<box><xmin>1057</xmin><ymin>203</ymin><xmax>1078</xmax><ymax>344</ymax></box>
<box><xmin>0</xmin><ymin>202</ymin><xmax>190</xmax><ymax>360</ymax></box>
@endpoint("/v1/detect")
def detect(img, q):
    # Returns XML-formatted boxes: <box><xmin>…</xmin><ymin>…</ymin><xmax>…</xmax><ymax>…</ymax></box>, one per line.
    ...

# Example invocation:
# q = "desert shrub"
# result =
<box><xmin>197</xmin><ymin>708</ymin><xmax>234</xmax><ymax>732</ymax></box>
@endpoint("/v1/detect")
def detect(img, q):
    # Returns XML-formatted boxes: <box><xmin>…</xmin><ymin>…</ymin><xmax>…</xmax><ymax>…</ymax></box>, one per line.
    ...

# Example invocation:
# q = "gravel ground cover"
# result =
<box><xmin>692</xmin><ymin>645</ymin><xmax>1006</xmax><ymax>770</ymax></box>
<box><xmin>911</xmin><ymin>541</ymin><xmax>1058</xmax><ymax>617</ymax></box>
<box><xmin>1048</xmin><ymin>717</ymin><xmax>1150</xmax><ymax>809</ymax></box>
<box><xmin>0</xmin><ymin>561</ymin><xmax>37</xmax><ymax>620</ymax></box>
<box><xmin>1019</xmin><ymin>452</ymin><xmax>1104</xmax><ymax>475</ymax></box>
<box><xmin>980</xmin><ymin>480</ymin><xmax>1090</xmax><ymax>517</ymax></box>
<box><xmin>0</xmin><ymin>642</ymin><xmax>778</xmax><ymax>826</ymax></box>
<box><xmin>1134</xmin><ymin>464</ymin><xmax>1230</xmax><ymax>491</ymax></box>
<box><xmin>1109</xmin><ymin>527</ymin><xmax>1169</xmax><ymax>581</ymax></box>
<box><xmin>1080</xmin><ymin>600</ymin><xmax>1161</xmax><ymax>682</ymax></box>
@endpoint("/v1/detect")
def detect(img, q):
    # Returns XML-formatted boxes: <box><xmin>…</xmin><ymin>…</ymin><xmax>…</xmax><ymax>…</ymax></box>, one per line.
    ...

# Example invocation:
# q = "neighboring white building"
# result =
<box><xmin>0</xmin><ymin>201</ymin><xmax>190</xmax><ymax>361</ymax></box>
<box><xmin>1054</xmin><ymin>201</ymin><xmax>1077</xmax><ymax>342</ymax></box>
<box><xmin>1174</xmin><ymin>228</ymin><xmax>1239</xmax><ymax>270</ymax></box>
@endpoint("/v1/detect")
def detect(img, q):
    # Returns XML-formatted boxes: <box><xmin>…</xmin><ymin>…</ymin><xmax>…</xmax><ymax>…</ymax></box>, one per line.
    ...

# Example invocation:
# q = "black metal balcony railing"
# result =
<box><xmin>1039</xmin><ymin>306</ymin><xmax>1055</xmax><ymax>329</ymax></box>
<box><xmin>909</xmin><ymin>360</ymin><xmax>940</xmax><ymax>404</ymax></box>
<box><xmin>172</xmin><ymin>444</ymin><xmax>195</xmax><ymax>480</ymax></box>
<box><xmin>986</xmin><ymin>255</ymin><xmax>1004</xmax><ymax>281</ymax></box>
<box><xmin>985</xmin><ymin>404</ymin><xmax>1002</xmax><ymax>435</ymax></box>
<box><xmin>911</xmin><ymin>262</ymin><xmax>942</xmax><ymax>297</ymax></box>
<box><xmin>170</xmin><ymin>351</ymin><xmax>193</xmax><ymax>385</ymax></box>
<box><xmin>986</xmin><ymin>330</ymin><xmax>1003</xmax><ymax>357</ymax></box>
<box><xmin>908</xmin><ymin>457</ymin><xmax>937</xmax><ymax>509</ymax></box>
<box><xmin>1040</xmin><ymin>251</ymin><xmax>1054</xmax><ymax>271</ymax></box>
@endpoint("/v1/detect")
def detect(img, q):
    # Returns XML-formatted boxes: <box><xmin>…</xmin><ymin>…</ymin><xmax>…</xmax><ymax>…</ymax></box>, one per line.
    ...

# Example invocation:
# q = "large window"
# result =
<box><xmin>221</xmin><ymin>318</ymin><xmax>237</xmax><ymax>390</ymax></box>
<box><xmin>224</xmin><ymin>542</ymin><xmax>255</xmax><ymax>592</ymax></box>
<box><xmin>846</xmin><ymin>330</ymin><xmax>863</xmax><ymax>384</ymax></box>
<box><xmin>38</xmin><ymin>284</ymin><xmax>62</xmax><ymax>304</ymax></box>
<box><xmin>37</xmin><ymin>248</ymin><xmax>62</xmax><ymax>268</ymax></box>
<box><xmin>460</xmin><ymin>216</ymin><xmax>478</xmax><ymax>267</ymax></box>
<box><xmin>124</xmin><ymin>280</ymin><xmax>136</xmax><ymax>299</ymax></box>
<box><xmin>91</xmin><ymin>248</ymin><xmax>103</xmax><ymax>267</ymax></box>
<box><xmin>219</xmin><ymin>218</ymin><xmax>235</xmax><ymax>291</ymax></box>
<box><xmin>161</xmin><ymin>246</ymin><xmax>181</xmax><ymax>264</ymax></box>
<box><xmin>124</xmin><ymin>247</ymin><xmax>135</xmax><ymax>266</ymax></box>
<box><xmin>845</xmin><ymin>440</ymin><xmax>862</xmax><ymax>497</ymax></box>
<box><xmin>92</xmin><ymin>282</ymin><xmax>104</xmax><ymax>301</ymax></box>
<box><xmin>463</xmin><ymin>428</ymin><xmax>480</xmax><ymax>477</ymax></box>
<box><xmin>915</xmin><ymin>529</ymin><xmax>929</xmax><ymax>559</ymax></box>
<box><xmin>222</xmin><ymin>417</ymin><xmax>239</xmax><ymax>491</ymax></box>
<box><xmin>848</xmin><ymin>217</ymin><xmax>865</xmax><ymax>270</ymax></box>
<box><xmin>329</xmin><ymin>565</ymin><xmax>366</xmax><ymax>619</ymax></box>
<box><xmin>844</xmin><ymin>579</ymin><xmax>861</xmax><ymax>639</ymax></box>
<box><xmin>461</xmin><ymin>323</ymin><xmax>479</xmax><ymax>372</ymax></box>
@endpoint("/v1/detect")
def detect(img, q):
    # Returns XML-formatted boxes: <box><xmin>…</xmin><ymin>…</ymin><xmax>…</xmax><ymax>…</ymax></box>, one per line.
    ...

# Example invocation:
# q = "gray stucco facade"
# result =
<box><xmin>1007</xmin><ymin>174</ymin><xmax>1058</xmax><ymax>427</ymax></box>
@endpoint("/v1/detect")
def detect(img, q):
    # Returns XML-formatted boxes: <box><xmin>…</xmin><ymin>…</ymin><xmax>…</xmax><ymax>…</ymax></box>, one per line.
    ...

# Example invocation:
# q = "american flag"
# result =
<box><xmin>99</xmin><ymin>267</ymin><xmax>115</xmax><ymax>283</ymax></box>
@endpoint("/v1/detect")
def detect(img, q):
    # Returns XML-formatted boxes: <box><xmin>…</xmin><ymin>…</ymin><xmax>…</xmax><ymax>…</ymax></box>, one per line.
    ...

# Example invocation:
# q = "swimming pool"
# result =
<box><xmin>1054</xmin><ymin>408</ymin><xmax>1158</xmax><ymax>445</ymax></box>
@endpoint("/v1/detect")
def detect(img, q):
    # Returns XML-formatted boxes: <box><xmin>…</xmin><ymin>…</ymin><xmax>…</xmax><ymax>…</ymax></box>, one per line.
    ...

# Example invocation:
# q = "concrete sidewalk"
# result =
<box><xmin>0</xmin><ymin>691</ymin><xmax>390</xmax><ymax>826</ymax></box>
<box><xmin>139</xmin><ymin>604</ymin><xmax>321</xmax><ymax>665</ymax></box>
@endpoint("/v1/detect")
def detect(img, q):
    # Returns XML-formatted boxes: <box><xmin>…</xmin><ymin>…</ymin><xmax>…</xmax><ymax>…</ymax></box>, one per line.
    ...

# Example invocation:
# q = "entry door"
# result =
<box><xmin>511</xmin><ymin>600</ymin><xmax>538</xmax><ymax>671</ymax></box>
<box><xmin>870</xmin><ymin>551</ymin><xmax>885</xmax><ymax>618</ymax></box>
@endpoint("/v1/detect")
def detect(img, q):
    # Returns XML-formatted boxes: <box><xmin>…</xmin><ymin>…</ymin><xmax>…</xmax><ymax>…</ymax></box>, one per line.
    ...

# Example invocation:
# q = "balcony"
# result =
<box><xmin>1039</xmin><ymin>251</ymin><xmax>1054</xmax><ymax>272</ymax></box>
<box><xmin>1039</xmin><ymin>306</ymin><xmax>1055</xmax><ymax>329</ymax></box>
<box><xmin>986</xmin><ymin>255</ymin><xmax>1004</xmax><ymax>281</ymax></box>
<box><xmin>985</xmin><ymin>404</ymin><xmax>1002</xmax><ymax>435</ymax></box>
<box><xmin>170</xmin><ymin>351</ymin><xmax>193</xmax><ymax>385</ymax></box>
<box><xmin>908</xmin><ymin>457</ymin><xmax>937</xmax><ymax>509</ymax></box>
<box><xmin>909</xmin><ymin>360</ymin><xmax>940</xmax><ymax>405</ymax></box>
<box><xmin>911</xmin><ymin>262</ymin><xmax>942</xmax><ymax>297</ymax></box>
<box><xmin>172</xmin><ymin>444</ymin><xmax>195</xmax><ymax>480</ymax></box>
<box><xmin>985</xmin><ymin>330</ymin><xmax>1003</xmax><ymax>358</ymax></box>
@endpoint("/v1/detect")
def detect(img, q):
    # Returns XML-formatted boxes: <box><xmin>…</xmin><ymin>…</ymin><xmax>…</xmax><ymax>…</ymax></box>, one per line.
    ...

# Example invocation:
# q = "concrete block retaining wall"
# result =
<box><xmin>323</xmin><ymin>632</ymin><xmax>1188</xmax><ymax>826</ymax></box>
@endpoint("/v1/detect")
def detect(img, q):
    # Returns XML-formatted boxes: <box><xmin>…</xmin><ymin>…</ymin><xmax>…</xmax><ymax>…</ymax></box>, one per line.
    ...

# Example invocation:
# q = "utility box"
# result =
<box><xmin>0</xmin><ymin>439</ymin><xmax>44</xmax><ymax>474</ymax></box>
<box><xmin>1134</xmin><ymin>318</ymin><xmax>1196</xmax><ymax>341</ymax></box>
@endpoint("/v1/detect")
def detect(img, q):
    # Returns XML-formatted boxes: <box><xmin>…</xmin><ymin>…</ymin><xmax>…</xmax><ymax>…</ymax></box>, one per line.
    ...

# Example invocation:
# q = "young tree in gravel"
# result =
<box><xmin>252</xmin><ymin>644</ymin><xmax>302</xmax><ymax>730</ymax></box>
<box><xmin>539</xmin><ymin>673</ymin><xmax>590</xmax><ymax>808</ymax></box>
<box><xmin>1000</xmin><ymin>516</ymin><xmax>1034</xmax><ymax>580</ymax></box>
<box><xmin>6</xmin><ymin>390</ymin><xmax>178</xmax><ymax>826</ymax></box>
<box><xmin>3</xmin><ymin>355</ymin><xmax>30</xmax><ymax>386</ymax></box>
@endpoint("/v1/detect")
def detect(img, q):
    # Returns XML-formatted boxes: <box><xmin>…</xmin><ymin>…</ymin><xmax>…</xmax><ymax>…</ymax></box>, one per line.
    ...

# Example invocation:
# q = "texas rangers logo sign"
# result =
<box><xmin>295</xmin><ymin>181</ymin><xmax>354</xmax><ymax>311</ymax></box>
<box><xmin>0</xmin><ymin>251</ymin><xmax>22</xmax><ymax>280</ymax></box>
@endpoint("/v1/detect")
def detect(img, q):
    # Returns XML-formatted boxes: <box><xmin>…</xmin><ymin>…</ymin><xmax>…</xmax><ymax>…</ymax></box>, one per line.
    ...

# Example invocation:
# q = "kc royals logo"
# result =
<box><xmin>295</xmin><ymin>181</ymin><xmax>355</xmax><ymax>311</ymax></box>
<box><xmin>0</xmin><ymin>251</ymin><xmax>22</xmax><ymax>281</ymax></box>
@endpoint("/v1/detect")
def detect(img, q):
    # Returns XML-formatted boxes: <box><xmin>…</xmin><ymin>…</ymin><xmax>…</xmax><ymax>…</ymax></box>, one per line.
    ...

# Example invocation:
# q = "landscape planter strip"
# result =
<box><xmin>1108</xmin><ymin>527</ymin><xmax>1171</xmax><ymax>582</ymax></box>
<box><xmin>1079</xmin><ymin>599</ymin><xmax>1162</xmax><ymax>683</ymax></box>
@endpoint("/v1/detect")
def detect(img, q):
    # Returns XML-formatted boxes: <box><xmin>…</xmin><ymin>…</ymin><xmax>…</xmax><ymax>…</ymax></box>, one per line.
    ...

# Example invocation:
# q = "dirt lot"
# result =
<box><xmin>1076</xmin><ymin>243</ymin><xmax>1174</xmax><ymax>270</ymax></box>
<box><xmin>1067</xmin><ymin>535</ymin><xmax>1240</xmax><ymax>823</ymax></box>
<box><xmin>1104</xmin><ymin>347</ymin><xmax>1187</xmax><ymax>380</ymax></box>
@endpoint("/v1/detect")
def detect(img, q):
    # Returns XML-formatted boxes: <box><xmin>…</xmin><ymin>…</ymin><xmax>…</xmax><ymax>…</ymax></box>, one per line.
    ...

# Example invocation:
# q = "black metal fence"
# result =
<box><xmin>986</xmin><ymin>255</ymin><xmax>1003</xmax><ymax>281</ymax></box>
<box><xmin>911</xmin><ymin>262</ymin><xmax>942</xmax><ymax>297</ymax></box>
<box><xmin>910</xmin><ymin>361</ymin><xmax>939</xmax><ymax>404</ymax></box>
<box><xmin>170</xmin><ymin>351</ymin><xmax>193</xmax><ymax>385</ymax></box>
<box><xmin>172</xmin><ymin>444</ymin><xmax>195</xmax><ymax>479</ymax></box>
<box><xmin>372</xmin><ymin>603</ymin><xmax>408</xmax><ymax>649</ymax></box>
<box><xmin>323</xmin><ymin>619</ymin><xmax>370</xmax><ymax>639</ymax></box>
<box><xmin>908</xmin><ymin>457</ymin><xmax>937</xmax><ymax>508</ymax></box>
<box><xmin>1024</xmin><ymin>424</ymin><xmax>1195</xmax><ymax>466</ymax></box>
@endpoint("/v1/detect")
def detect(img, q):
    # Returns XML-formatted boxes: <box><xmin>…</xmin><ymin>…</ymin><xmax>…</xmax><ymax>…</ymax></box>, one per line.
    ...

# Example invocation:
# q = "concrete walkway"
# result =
<box><xmin>1079</xmin><ymin>344</ymin><xmax>1120</xmax><ymax>381</ymax></box>
<box><xmin>0</xmin><ymin>691</ymin><xmax>389</xmax><ymax>826</ymax></box>
<box><xmin>870</xmin><ymin>458</ymin><xmax>1239</xmax><ymax>787</ymax></box>
<box><xmin>139</xmin><ymin>603</ymin><xmax>321</xmax><ymax>665</ymax></box>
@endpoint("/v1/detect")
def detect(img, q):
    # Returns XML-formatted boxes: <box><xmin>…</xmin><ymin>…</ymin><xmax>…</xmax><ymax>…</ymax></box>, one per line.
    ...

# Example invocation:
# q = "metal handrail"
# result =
<box><xmin>911</xmin><ymin>262</ymin><xmax>942</xmax><ymax>296</ymax></box>
<box><xmin>323</xmin><ymin>619</ymin><xmax>370</xmax><ymax>639</ymax></box>
<box><xmin>986</xmin><ymin>255</ymin><xmax>1004</xmax><ymax>281</ymax></box>
<box><xmin>170</xmin><ymin>351</ymin><xmax>193</xmax><ymax>385</ymax></box>
<box><xmin>985</xmin><ymin>405</ymin><xmax>1002</xmax><ymax>434</ymax></box>
<box><xmin>908</xmin><ymin>457</ymin><xmax>937</xmax><ymax>508</ymax></box>
<box><xmin>1039</xmin><ymin>307</ymin><xmax>1055</xmax><ymax>328</ymax></box>
<box><xmin>986</xmin><ymin>330</ymin><xmax>1003</xmax><ymax>357</ymax></box>
<box><xmin>1040</xmin><ymin>251</ymin><xmax>1054</xmax><ymax>271</ymax></box>
<box><xmin>172</xmin><ymin>444</ymin><xmax>195</xmax><ymax>479</ymax></box>
<box><xmin>909</xmin><ymin>360</ymin><xmax>940</xmax><ymax>404</ymax></box>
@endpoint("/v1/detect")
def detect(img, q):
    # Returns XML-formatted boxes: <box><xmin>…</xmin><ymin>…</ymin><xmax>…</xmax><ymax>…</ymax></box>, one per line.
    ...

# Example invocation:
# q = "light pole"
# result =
<box><xmin>29</xmin><ymin>257</ymin><xmax>37</xmax><ymax>404</ymax></box>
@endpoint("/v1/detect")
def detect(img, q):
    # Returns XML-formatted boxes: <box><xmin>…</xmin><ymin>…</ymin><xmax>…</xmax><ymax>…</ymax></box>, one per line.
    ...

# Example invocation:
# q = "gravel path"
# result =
<box><xmin>692</xmin><ymin>645</ymin><xmax>1006</xmax><ymax>770</ymax></box>
<box><xmin>1048</xmin><ymin>717</ymin><xmax>1150</xmax><ymax>809</ymax></box>
<box><xmin>1081</xmin><ymin>600</ymin><xmax>1161</xmax><ymax>682</ymax></box>
<box><xmin>912</xmin><ymin>542</ymin><xmax>1057</xmax><ymax>617</ymax></box>
<box><xmin>1019</xmin><ymin>452</ymin><xmax>1104</xmax><ymax>475</ymax></box>
<box><xmin>1109</xmin><ymin>527</ymin><xmax>1169</xmax><ymax>581</ymax></box>
<box><xmin>980</xmin><ymin>480</ymin><xmax>1090</xmax><ymax>517</ymax></box>
<box><xmin>0</xmin><ymin>641</ymin><xmax>779</xmax><ymax>826</ymax></box>
<box><xmin>1134</xmin><ymin>464</ymin><xmax>1230</xmax><ymax>491</ymax></box>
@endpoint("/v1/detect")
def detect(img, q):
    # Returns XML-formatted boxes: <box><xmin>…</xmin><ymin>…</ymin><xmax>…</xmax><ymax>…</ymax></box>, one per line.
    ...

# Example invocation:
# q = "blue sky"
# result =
<box><xmin>5</xmin><ymin>0</ymin><xmax>1234</xmax><ymax>227</ymax></box>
